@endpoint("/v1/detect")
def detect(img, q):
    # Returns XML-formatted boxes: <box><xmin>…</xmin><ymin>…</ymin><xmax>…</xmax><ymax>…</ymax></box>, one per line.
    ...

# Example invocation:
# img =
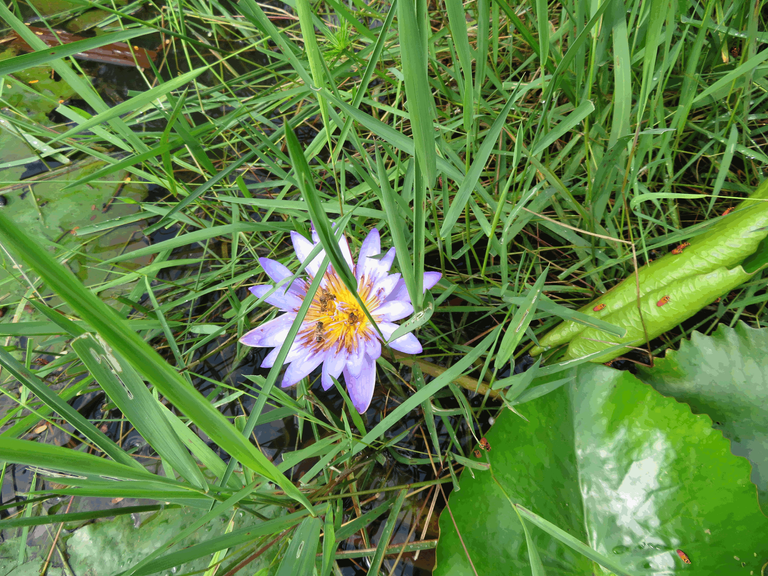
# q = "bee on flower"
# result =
<box><xmin>240</xmin><ymin>227</ymin><xmax>441</xmax><ymax>414</ymax></box>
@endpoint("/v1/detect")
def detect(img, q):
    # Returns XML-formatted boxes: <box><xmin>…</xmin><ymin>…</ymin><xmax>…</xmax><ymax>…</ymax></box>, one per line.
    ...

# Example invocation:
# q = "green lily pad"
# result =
<box><xmin>636</xmin><ymin>322</ymin><xmax>768</xmax><ymax>513</ymax></box>
<box><xmin>435</xmin><ymin>364</ymin><xmax>768</xmax><ymax>575</ymax></box>
<box><xmin>0</xmin><ymin>48</ymin><xmax>79</xmax><ymax>123</ymax></box>
<box><xmin>0</xmin><ymin>160</ymin><xmax>149</xmax><ymax>306</ymax></box>
<box><xmin>0</xmin><ymin>504</ymin><xmax>281</xmax><ymax>576</ymax></box>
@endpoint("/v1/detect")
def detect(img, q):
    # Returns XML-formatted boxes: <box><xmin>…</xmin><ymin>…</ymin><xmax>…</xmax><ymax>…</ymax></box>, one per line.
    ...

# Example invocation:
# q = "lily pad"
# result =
<box><xmin>435</xmin><ymin>364</ymin><xmax>768</xmax><ymax>575</ymax></box>
<box><xmin>0</xmin><ymin>504</ymin><xmax>281</xmax><ymax>576</ymax></box>
<box><xmin>0</xmin><ymin>160</ymin><xmax>149</xmax><ymax>307</ymax></box>
<box><xmin>636</xmin><ymin>322</ymin><xmax>768</xmax><ymax>512</ymax></box>
<box><xmin>0</xmin><ymin>48</ymin><xmax>78</xmax><ymax>123</ymax></box>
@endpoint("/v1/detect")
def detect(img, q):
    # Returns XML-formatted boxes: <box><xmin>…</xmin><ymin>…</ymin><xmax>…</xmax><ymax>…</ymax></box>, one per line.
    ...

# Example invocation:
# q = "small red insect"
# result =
<box><xmin>671</xmin><ymin>242</ymin><xmax>690</xmax><ymax>255</ymax></box>
<box><xmin>676</xmin><ymin>549</ymin><xmax>692</xmax><ymax>564</ymax></box>
<box><xmin>474</xmin><ymin>449</ymin><xmax>482</xmax><ymax>458</ymax></box>
<box><xmin>657</xmin><ymin>296</ymin><xmax>671</xmax><ymax>307</ymax></box>
<box><xmin>593</xmin><ymin>303</ymin><xmax>606</xmax><ymax>312</ymax></box>
<box><xmin>722</xmin><ymin>207</ymin><xmax>735</xmax><ymax>216</ymax></box>
<box><xmin>479</xmin><ymin>437</ymin><xmax>491</xmax><ymax>451</ymax></box>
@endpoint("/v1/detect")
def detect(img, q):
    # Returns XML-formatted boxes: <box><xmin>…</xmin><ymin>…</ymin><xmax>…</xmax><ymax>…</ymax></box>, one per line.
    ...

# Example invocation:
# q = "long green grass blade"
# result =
<box><xmin>0</xmin><ymin>211</ymin><xmax>313</xmax><ymax>512</ymax></box>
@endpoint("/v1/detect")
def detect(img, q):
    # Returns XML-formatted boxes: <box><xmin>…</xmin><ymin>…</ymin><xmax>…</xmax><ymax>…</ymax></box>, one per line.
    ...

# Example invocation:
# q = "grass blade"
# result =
<box><xmin>0</xmin><ymin>211</ymin><xmax>314</xmax><ymax>512</ymax></box>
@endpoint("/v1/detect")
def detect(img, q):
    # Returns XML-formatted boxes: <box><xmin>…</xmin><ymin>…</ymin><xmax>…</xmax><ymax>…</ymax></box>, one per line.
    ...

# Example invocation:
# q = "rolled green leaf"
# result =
<box><xmin>531</xmin><ymin>189</ymin><xmax>768</xmax><ymax>355</ymax></box>
<box><xmin>564</xmin><ymin>266</ymin><xmax>751</xmax><ymax>363</ymax></box>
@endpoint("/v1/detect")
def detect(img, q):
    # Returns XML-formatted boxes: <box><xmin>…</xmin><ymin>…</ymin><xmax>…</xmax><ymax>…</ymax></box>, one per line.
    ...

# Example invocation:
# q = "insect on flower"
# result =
<box><xmin>479</xmin><ymin>437</ymin><xmax>491</xmax><ymax>451</ymax></box>
<box><xmin>240</xmin><ymin>227</ymin><xmax>441</xmax><ymax>414</ymax></box>
<box><xmin>318</xmin><ymin>287</ymin><xmax>336</xmax><ymax>313</ymax></box>
<box><xmin>657</xmin><ymin>296</ymin><xmax>671</xmax><ymax>307</ymax></box>
<box><xmin>676</xmin><ymin>549</ymin><xmax>692</xmax><ymax>564</ymax></box>
<box><xmin>593</xmin><ymin>303</ymin><xmax>606</xmax><ymax>312</ymax></box>
<box><xmin>671</xmin><ymin>242</ymin><xmax>690</xmax><ymax>255</ymax></box>
<box><xmin>314</xmin><ymin>321</ymin><xmax>324</xmax><ymax>343</ymax></box>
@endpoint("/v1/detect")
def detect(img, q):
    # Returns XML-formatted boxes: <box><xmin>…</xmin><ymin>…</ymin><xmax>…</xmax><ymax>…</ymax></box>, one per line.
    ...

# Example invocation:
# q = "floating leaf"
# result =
<box><xmin>435</xmin><ymin>364</ymin><xmax>768</xmax><ymax>575</ymax></box>
<box><xmin>636</xmin><ymin>322</ymin><xmax>768</xmax><ymax>513</ymax></box>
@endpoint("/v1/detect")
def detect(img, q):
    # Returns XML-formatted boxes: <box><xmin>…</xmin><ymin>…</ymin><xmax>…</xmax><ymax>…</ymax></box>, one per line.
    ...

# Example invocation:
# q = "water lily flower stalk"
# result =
<box><xmin>241</xmin><ymin>228</ymin><xmax>441</xmax><ymax>413</ymax></box>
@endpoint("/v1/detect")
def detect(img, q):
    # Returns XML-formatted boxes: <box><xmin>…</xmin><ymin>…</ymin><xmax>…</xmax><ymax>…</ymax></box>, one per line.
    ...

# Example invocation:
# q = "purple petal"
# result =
<box><xmin>240</xmin><ymin>314</ymin><xmax>295</xmax><ymax>347</ymax></box>
<box><xmin>338</xmin><ymin>234</ymin><xmax>354</xmax><ymax>273</ymax></box>
<box><xmin>282</xmin><ymin>351</ymin><xmax>326</xmax><ymax>387</ymax></box>
<box><xmin>261</xmin><ymin>347</ymin><xmax>280</xmax><ymax>368</ymax></box>
<box><xmin>378</xmin><ymin>322</ymin><xmax>423</xmax><ymax>354</ymax></box>
<box><xmin>366</xmin><ymin>337</ymin><xmax>382</xmax><ymax>361</ymax></box>
<box><xmin>378</xmin><ymin>247</ymin><xmax>395</xmax><ymax>272</ymax></box>
<box><xmin>386</xmin><ymin>279</ymin><xmax>408</xmax><ymax>303</ymax></box>
<box><xmin>389</xmin><ymin>332</ymin><xmax>422</xmax><ymax>354</ymax></box>
<box><xmin>321</xmin><ymin>348</ymin><xmax>348</xmax><ymax>391</ymax></box>
<box><xmin>249</xmin><ymin>285</ymin><xmax>302</xmax><ymax>311</ymax></box>
<box><xmin>374</xmin><ymin>300</ymin><xmax>413</xmax><ymax>321</ymax></box>
<box><xmin>291</xmin><ymin>231</ymin><xmax>326</xmax><ymax>278</ymax></box>
<box><xmin>359</xmin><ymin>247</ymin><xmax>395</xmax><ymax>286</ymax></box>
<box><xmin>373</xmin><ymin>273</ymin><xmax>401</xmax><ymax>300</ymax></box>
<box><xmin>346</xmin><ymin>343</ymin><xmax>367</xmax><ymax>378</ymax></box>
<box><xmin>261</xmin><ymin>339</ymin><xmax>303</xmax><ymax>368</ymax></box>
<box><xmin>424</xmin><ymin>271</ymin><xmax>441</xmax><ymax>290</ymax></box>
<box><xmin>344</xmin><ymin>358</ymin><xmax>377</xmax><ymax>414</ymax></box>
<box><xmin>385</xmin><ymin>271</ymin><xmax>441</xmax><ymax>302</ymax></box>
<box><xmin>378</xmin><ymin>321</ymin><xmax>399</xmax><ymax>339</ymax></box>
<box><xmin>259</xmin><ymin>257</ymin><xmax>291</xmax><ymax>284</ymax></box>
<box><xmin>291</xmin><ymin>231</ymin><xmax>314</xmax><ymax>264</ymax></box>
<box><xmin>356</xmin><ymin>229</ymin><xmax>381</xmax><ymax>281</ymax></box>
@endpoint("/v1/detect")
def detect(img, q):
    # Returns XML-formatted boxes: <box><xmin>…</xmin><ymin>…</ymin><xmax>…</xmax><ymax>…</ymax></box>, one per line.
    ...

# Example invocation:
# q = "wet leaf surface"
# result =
<box><xmin>435</xmin><ymin>364</ymin><xmax>768</xmax><ymax>575</ymax></box>
<box><xmin>637</xmin><ymin>322</ymin><xmax>768</xmax><ymax>513</ymax></box>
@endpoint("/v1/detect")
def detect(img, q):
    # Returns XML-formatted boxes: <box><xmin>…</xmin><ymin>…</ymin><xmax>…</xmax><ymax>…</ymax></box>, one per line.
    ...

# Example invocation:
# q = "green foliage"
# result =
<box><xmin>637</xmin><ymin>322</ymin><xmax>768</xmax><ymax>512</ymax></box>
<box><xmin>532</xmin><ymin>188</ymin><xmax>768</xmax><ymax>360</ymax></box>
<box><xmin>1</xmin><ymin>0</ymin><xmax>768</xmax><ymax>570</ymax></box>
<box><xmin>0</xmin><ymin>505</ymin><xmax>280</xmax><ymax>575</ymax></box>
<box><xmin>435</xmin><ymin>364</ymin><xmax>768</xmax><ymax>575</ymax></box>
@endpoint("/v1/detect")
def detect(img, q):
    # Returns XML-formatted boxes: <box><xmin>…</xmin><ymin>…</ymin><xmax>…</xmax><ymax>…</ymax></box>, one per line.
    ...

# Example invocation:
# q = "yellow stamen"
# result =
<box><xmin>301</xmin><ymin>271</ymin><xmax>380</xmax><ymax>354</ymax></box>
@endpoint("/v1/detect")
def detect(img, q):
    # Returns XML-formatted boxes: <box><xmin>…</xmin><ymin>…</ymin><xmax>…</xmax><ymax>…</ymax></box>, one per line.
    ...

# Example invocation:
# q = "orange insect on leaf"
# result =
<box><xmin>671</xmin><ymin>242</ymin><xmax>690</xmax><ymax>255</ymax></box>
<box><xmin>722</xmin><ymin>207</ymin><xmax>735</xmax><ymax>216</ymax></box>
<box><xmin>593</xmin><ymin>303</ymin><xmax>606</xmax><ymax>312</ymax></box>
<box><xmin>479</xmin><ymin>437</ymin><xmax>491</xmax><ymax>451</ymax></box>
<box><xmin>474</xmin><ymin>450</ymin><xmax>482</xmax><ymax>458</ymax></box>
<box><xmin>657</xmin><ymin>296</ymin><xmax>671</xmax><ymax>307</ymax></box>
<box><xmin>676</xmin><ymin>549</ymin><xmax>692</xmax><ymax>564</ymax></box>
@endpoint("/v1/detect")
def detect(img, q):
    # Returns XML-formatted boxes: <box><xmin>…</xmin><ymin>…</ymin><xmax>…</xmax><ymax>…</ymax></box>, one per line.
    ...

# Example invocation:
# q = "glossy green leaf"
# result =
<box><xmin>636</xmin><ymin>322</ymin><xmax>768</xmax><ymax>512</ymax></box>
<box><xmin>532</xmin><ymin>187</ymin><xmax>768</xmax><ymax>354</ymax></box>
<box><xmin>126</xmin><ymin>508</ymin><xmax>319</xmax><ymax>576</ymax></box>
<box><xmin>63</xmin><ymin>504</ymin><xmax>279</xmax><ymax>576</ymax></box>
<box><xmin>435</xmin><ymin>364</ymin><xmax>768</xmax><ymax>575</ymax></box>
<box><xmin>565</xmin><ymin>265</ymin><xmax>752</xmax><ymax>363</ymax></box>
